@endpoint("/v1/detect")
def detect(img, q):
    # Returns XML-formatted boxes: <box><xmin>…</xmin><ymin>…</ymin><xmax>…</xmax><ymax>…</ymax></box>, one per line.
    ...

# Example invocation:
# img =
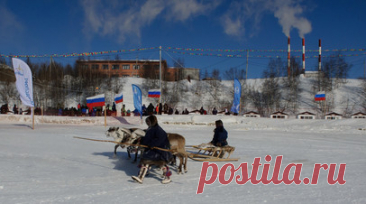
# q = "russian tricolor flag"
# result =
<box><xmin>86</xmin><ymin>94</ymin><xmax>105</xmax><ymax>107</ymax></box>
<box><xmin>114</xmin><ymin>93</ymin><xmax>123</xmax><ymax>104</ymax></box>
<box><xmin>315</xmin><ymin>91</ymin><xmax>326</xmax><ymax>101</ymax></box>
<box><xmin>148</xmin><ymin>89</ymin><xmax>160</xmax><ymax>98</ymax></box>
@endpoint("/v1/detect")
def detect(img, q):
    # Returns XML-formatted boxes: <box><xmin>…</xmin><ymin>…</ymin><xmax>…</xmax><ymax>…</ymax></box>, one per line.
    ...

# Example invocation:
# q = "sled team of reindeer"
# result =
<box><xmin>105</xmin><ymin>126</ymin><xmax>188</xmax><ymax>175</ymax></box>
<box><xmin>104</xmin><ymin>126</ymin><xmax>238</xmax><ymax>184</ymax></box>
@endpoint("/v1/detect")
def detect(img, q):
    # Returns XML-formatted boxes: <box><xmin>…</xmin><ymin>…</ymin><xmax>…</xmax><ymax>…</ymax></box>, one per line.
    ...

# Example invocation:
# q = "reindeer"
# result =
<box><xmin>106</xmin><ymin>127</ymin><xmax>188</xmax><ymax>174</ymax></box>
<box><xmin>125</xmin><ymin>128</ymin><xmax>146</xmax><ymax>162</ymax></box>
<box><xmin>105</xmin><ymin>127</ymin><xmax>137</xmax><ymax>158</ymax></box>
<box><xmin>167</xmin><ymin>133</ymin><xmax>188</xmax><ymax>174</ymax></box>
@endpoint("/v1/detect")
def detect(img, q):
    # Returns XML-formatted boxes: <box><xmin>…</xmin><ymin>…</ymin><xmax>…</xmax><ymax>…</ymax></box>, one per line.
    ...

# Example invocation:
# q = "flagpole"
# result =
<box><xmin>104</xmin><ymin>105</ymin><xmax>107</xmax><ymax>127</ymax></box>
<box><xmin>32</xmin><ymin>107</ymin><xmax>34</xmax><ymax>130</ymax></box>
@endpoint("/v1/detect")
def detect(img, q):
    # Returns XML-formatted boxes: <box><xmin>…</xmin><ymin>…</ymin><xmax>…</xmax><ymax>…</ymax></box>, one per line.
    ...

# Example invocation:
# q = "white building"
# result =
<box><xmin>351</xmin><ymin>112</ymin><xmax>366</xmax><ymax>119</ymax></box>
<box><xmin>297</xmin><ymin>111</ymin><xmax>316</xmax><ymax>119</ymax></box>
<box><xmin>325</xmin><ymin>112</ymin><xmax>343</xmax><ymax>120</ymax></box>
<box><xmin>270</xmin><ymin>111</ymin><xmax>288</xmax><ymax>119</ymax></box>
<box><xmin>243</xmin><ymin>111</ymin><xmax>261</xmax><ymax>118</ymax></box>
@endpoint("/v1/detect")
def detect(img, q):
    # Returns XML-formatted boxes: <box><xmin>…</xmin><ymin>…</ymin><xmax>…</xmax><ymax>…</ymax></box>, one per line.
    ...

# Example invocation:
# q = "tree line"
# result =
<box><xmin>1</xmin><ymin>53</ymin><xmax>364</xmax><ymax>116</ymax></box>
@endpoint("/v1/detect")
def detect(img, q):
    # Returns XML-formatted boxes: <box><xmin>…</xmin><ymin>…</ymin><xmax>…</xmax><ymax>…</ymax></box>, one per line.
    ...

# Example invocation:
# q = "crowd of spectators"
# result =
<box><xmin>1</xmin><ymin>103</ymin><xmax>234</xmax><ymax>117</ymax></box>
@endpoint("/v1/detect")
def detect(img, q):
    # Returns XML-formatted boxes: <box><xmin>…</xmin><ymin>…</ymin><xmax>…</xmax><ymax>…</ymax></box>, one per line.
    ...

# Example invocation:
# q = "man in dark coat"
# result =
<box><xmin>210</xmin><ymin>120</ymin><xmax>228</xmax><ymax>147</ymax></box>
<box><xmin>147</xmin><ymin>103</ymin><xmax>154</xmax><ymax>115</ymax></box>
<box><xmin>212</xmin><ymin>107</ymin><xmax>218</xmax><ymax>115</ymax></box>
<box><xmin>132</xmin><ymin>115</ymin><xmax>172</xmax><ymax>184</ymax></box>
<box><xmin>13</xmin><ymin>104</ymin><xmax>18</xmax><ymax>114</ymax></box>
<box><xmin>140</xmin><ymin>115</ymin><xmax>171</xmax><ymax>161</ymax></box>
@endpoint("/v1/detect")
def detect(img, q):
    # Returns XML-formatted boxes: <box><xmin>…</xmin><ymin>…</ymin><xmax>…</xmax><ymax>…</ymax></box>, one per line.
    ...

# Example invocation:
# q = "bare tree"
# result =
<box><xmin>248</xmin><ymin>58</ymin><xmax>283</xmax><ymax>116</ymax></box>
<box><xmin>173</xmin><ymin>58</ymin><xmax>185</xmax><ymax>68</ymax></box>
<box><xmin>205</xmin><ymin>79</ymin><xmax>221</xmax><ymax>111</ymax></box>
<box><xmin>359</xmin><ymin>79</ymin><xmax>366</xmax><ymax>112</ymax></box>
<box><xmin>224</xmin><ymin>67</ymin><xmax>246</xmax><ymax>80</ymax></box>
<box><xmin>246</xmin><ymin>84</ymin><xmax>265</xmax><ymax>115</ymax></box>
<box><xmin>321</xmin><ymin>52</ymin><xmax>352</xmax><ymax>91</ymax></box>
<box><xmin>282</xmin><ymin>57</ymin><xmax>302</xmax><ymax>114</ymax></box>
<box><xmin>0</xmin><ymin>79</ymin><xmax>17</xmax><ymax>105</ymax></box>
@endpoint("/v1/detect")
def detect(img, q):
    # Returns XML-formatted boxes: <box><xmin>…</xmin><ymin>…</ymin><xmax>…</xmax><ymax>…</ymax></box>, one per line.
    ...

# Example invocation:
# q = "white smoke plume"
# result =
<box><xmin>271</xmin><ymin>0</ymin><xmax>312</xmax><ymax>38</ymax></box>
<box><xmin>221</xmin><ymin>0</ymin><xmax>312</xmax><ymax>38</ymax></box>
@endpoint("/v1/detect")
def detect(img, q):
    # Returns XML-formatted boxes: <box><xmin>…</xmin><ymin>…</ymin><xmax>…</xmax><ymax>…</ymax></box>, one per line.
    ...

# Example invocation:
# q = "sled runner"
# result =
<box><xmin>186</xmin><ymin>143</ymin><xmax>239</xmax><ymax>162</ymax></box>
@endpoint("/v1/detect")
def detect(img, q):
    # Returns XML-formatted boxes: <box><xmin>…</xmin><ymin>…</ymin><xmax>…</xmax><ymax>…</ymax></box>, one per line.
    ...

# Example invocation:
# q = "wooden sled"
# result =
<box><xmin>186</xmin><ymin>144</ymin><xmax>239</xmax><ymax>162</ymax></box>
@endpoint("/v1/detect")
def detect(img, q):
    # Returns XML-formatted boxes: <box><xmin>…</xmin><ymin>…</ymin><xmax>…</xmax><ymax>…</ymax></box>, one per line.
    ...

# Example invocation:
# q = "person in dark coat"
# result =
<box><xmin>210</xmin><ymin>120</ymin><xmax>228</xmax><ymax>147</ymax></box>
<box><xmin>158</xmin><ymin>103</ymin><xmax>163</xmax><ymax>115</ymax></box>
<box><xmin>140</xmin><ymin>115</ymin><xmax>171</xmax><ymax>161</ymax></box>
<box><xmin>13</xmin><ymin>104</ymin><xmax>18</xmax><ymax>114</ymax></box>
<box><xmin>147</xmin><ymin>103</ymin><xmax>154</xmax><ymax>115</ymax></box>
<box><xmin>182</xmin><ymin>108</ymin><xmax>189</xmax><ymax>115</ymax></box>
<box><xmin>142</xmin><ymin>104</ymin><xmax>147</xmax><ymax>115</ymax></box>
<box><xmin>132</xmin><ymin>115</ymin><xmax>172</xmax><ymax>184</ymax></box>
<box><xmin>212</xmin><ymin>107</ymin><xmax>218</xmax><ymax>115</ymax></box>
<box><xmin>112</xmin><ymin>102</ymin><xmax>116</xmax><ymax>112</ymax></box>
<box><xmin>200</xmin><ymin>106</ymin><xmax>204</xmax><ymax>115</ymax></box>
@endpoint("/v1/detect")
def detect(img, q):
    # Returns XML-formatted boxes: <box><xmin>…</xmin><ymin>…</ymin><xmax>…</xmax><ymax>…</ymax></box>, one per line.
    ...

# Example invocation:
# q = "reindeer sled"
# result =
<box><xmin>186</xmin><ymin>143</ymin><xmax>239</xmax><ymax>162</ymax></box>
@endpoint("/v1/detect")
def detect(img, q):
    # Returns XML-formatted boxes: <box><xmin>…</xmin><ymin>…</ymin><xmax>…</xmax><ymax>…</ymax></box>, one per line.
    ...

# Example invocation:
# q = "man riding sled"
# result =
<box><xmin>132</xmin><ymin>115</ymin><xmax>173</xmax><ymax>184</ymax></box>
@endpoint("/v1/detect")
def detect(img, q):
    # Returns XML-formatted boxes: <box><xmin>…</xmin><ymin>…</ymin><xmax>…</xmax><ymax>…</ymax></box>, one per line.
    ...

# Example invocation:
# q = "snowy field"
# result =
<box><xmin>0</xmin><ymin>114</ymin><xmax>366</xmax><ymax>204</ymax></box>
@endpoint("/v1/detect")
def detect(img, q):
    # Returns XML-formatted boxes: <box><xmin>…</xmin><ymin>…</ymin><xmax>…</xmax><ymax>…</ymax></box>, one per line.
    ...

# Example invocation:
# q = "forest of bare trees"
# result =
<box><xmin>0</xmin><ymin>52</ymin><xmax>357</xmax><ymax>115</ymax></box>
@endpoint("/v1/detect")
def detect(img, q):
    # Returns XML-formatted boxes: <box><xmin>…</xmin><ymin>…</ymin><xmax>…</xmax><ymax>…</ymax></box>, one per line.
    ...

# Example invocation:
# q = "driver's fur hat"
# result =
<box><xmin>215</xmin><ymin>120</ymin><xmax>223</xmax><ymax>127</ymax></box>
<box><xmin>146</xmin><ymin>115</ymin><xmax>158</xmax><ymax>127</ymax></box>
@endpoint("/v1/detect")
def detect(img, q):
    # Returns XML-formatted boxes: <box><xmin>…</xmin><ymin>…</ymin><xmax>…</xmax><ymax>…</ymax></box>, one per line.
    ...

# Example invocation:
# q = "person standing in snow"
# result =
<box><xmin>112</xmin><ymin>102</ymin><xmax>116</xmax><ymax>112</ymax></box>
<box><xmin>147</xmin><ymin>103</ymin><xmax>154</xmax><ymax>115</ymax></box>
<box><xmin>13</xmin><ymin>104</ymin><xmax>18</xmax><ymax>114</ymax></box>
<box><xmin>121</xmin><ymin>104</ymin><xmax>126</xmax><ymax>116</ymax></box>
<box><xmin>212</xmin><ymin>107</ymin><xmax>218</xmax><ymax>115</ymax></box>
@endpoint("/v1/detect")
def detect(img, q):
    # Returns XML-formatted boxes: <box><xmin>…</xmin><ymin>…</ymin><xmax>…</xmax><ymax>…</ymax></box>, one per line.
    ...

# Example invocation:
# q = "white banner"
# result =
<box><xmin>12</xmin><ymin>58</ymin><xmax>34</xmax><ymax>107</ymax></box>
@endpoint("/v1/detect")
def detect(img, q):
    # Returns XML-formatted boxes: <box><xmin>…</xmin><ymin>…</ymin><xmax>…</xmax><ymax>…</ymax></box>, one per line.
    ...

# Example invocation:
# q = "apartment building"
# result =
<box><xmin>76</xmin><ymin>59</ymin><xmax>199</xmax><ymax>81</ymax></box>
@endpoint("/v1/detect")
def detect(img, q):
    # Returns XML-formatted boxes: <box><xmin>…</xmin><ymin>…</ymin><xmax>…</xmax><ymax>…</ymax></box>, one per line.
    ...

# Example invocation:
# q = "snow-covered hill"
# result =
<box><xmin>2</xmin><ymin>75</ymin><xmax>365</xmax><ymax>117</ymax></box>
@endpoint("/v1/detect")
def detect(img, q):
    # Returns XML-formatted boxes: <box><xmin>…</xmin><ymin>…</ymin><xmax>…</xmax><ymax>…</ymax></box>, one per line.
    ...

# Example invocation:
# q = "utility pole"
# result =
<box><xmin>246</xmin><ymin>49</ymin><xmax>248</xmax><ymax>80</ymax></box>
<box><xmin>363</xmin><ymin>57</ymin><xmax>366</xmax><ymax>80</ymax></box>
<box><xmin>50</xmin><ymin>56</ymin><xmax>53</xmax><ymax>81</ymax></box>
<box><xmin>159</xmin><ymin>46</ymin><xmax>162</xmax><ymax>103</ymax></box>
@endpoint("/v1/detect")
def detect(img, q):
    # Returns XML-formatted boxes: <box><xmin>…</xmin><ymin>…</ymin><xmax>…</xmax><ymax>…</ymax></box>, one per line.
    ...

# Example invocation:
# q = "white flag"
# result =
<box><xmin>12</xmin><ymin>58</ymin><xmax>34</xmax><ymax>107</ymax></box>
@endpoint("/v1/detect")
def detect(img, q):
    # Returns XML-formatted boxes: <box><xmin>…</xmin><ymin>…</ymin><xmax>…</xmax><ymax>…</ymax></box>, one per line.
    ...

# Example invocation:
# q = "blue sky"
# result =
<box><xmin>1</xmin><ymin>0</ymin><xmax>366</xmax><ymax>79</ymax></box>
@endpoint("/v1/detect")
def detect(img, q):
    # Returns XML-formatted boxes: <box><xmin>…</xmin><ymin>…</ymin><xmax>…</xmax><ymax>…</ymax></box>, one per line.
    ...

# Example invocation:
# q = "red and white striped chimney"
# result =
<box><xmin>318</xmin><ymin>39</ymin><xmax>321</xmax><ymax>71</ymax></box>
<box><xmin>287</xmin><ymin>37</ymin><xmax>291</xmax><ymax>76</ymax></box>
<box><xmin>302</xmin><ymin>38</ymin><xmax>305</xmax><ymax>73</ymax></box>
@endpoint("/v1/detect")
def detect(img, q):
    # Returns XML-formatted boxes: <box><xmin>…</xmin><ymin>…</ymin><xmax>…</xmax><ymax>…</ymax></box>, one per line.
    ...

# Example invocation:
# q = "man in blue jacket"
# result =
<box><xmin>132</xmin><ymin>115</ymin><xmax>172</xmax><ymax>184</ymax></box>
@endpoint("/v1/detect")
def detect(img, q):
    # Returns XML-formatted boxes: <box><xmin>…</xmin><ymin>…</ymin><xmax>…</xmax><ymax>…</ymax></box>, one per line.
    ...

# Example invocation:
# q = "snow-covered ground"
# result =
<box><xmin>0</xmin><ymin>114</ymin><xmax>365</xmax><ymax>203</ymax></box>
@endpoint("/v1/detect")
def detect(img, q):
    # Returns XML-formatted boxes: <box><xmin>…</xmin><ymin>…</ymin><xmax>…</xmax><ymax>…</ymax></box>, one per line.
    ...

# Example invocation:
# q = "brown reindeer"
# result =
<box><xmin>167</xmin><ymin>133</ymin><xmax>188</xmax><ymax>174</ymax></box>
